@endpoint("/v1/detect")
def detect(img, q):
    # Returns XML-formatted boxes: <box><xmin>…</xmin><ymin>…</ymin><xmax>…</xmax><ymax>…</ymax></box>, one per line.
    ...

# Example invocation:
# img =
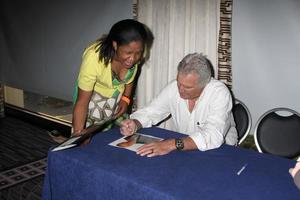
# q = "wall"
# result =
<box><xmin>232</xmin><ymin>0</ymin><xmax>300</xmax><ymax>134</ymax></box>
<box><xmin>0</xmin><ymin>0</ymin><xmax>132</xmax><ymax>101</ymax></box>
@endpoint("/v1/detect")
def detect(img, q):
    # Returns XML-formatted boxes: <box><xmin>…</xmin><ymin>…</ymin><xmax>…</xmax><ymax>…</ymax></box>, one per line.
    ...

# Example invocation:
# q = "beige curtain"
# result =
<box><xmin>136</xmin><ymin>0</ymin><xmax>220</xmax><ymax>106</ymax></box>
<box><xmin>217</xmin><ymin>0</ymin><xmax>233</xmax><ymax>88</ymax></box>
<box><xmin>134</xmin><ymin>0</ymin><xmax>220</xmax><ymax>130</ymax></box>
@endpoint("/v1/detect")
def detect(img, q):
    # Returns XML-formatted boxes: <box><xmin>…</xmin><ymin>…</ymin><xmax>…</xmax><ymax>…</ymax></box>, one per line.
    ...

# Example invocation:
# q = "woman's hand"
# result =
<box><xmin>71</xmin><ymin>129</ymin><xmax>91</xmax><ymax>145</ymax></box>
<box><xmin>113</xmin><ymin>100</ymin><xmax>128</xmax><ymax>119</ymax></box>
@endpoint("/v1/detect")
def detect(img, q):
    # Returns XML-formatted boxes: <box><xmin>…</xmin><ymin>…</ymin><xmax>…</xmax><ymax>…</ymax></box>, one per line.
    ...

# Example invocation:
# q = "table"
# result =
<box><xmin>42</xmin><ymin>127</ymin><xmax>300</xmax><ymax>200</ymax></box>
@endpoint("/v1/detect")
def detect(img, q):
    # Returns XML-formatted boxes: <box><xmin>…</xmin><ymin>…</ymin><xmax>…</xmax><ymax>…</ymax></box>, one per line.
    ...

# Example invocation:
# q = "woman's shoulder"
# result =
<box><xmin>83</xmin><ymin>42</ymin><xmax>99</xmax><ymax>56</ymax></box>
<box><xmin>80</xmin><ymin>42</ymin><xmax>107</xmax><ymax>72</ymax></box>
<box><xmin>81</xmin><ymin>42</ymin><xmax>105</xmax><ymax>66</ymax></box>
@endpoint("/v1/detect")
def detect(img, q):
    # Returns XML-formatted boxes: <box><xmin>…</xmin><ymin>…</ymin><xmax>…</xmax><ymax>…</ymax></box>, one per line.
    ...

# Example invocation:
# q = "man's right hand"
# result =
<box><xmin>120</xmin><ymin>119</ymin><xmax>137</xmax><ymax>136</ymax></box>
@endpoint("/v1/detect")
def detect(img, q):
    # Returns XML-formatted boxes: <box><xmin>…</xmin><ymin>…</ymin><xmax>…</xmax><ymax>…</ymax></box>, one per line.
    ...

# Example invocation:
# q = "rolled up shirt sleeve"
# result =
<box><xmin>130</xmin><ymin>83</ymin><xmax>173</xmax><ymax>128</ymax></box>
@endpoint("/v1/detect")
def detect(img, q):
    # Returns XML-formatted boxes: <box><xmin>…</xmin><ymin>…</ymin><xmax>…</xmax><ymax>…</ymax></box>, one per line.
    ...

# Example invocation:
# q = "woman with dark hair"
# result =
<box><xmin>72</xmin><ymin>19</ymin><xmax>150</xmax><ymax>136</ymax></box>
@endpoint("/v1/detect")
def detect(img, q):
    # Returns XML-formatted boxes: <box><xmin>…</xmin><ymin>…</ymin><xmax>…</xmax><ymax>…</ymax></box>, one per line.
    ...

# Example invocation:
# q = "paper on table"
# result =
<box><xmin>109</xmin><ymin>133</ymin><xmax>163</xmax><ymax>152</ymax></box>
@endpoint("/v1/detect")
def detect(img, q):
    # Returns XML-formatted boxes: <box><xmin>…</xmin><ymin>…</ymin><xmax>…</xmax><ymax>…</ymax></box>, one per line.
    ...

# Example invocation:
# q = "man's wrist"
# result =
<box><xmin>175</xmin><ymin>138</ymin><xmax>184</xmax><ymax>150</ymax></box>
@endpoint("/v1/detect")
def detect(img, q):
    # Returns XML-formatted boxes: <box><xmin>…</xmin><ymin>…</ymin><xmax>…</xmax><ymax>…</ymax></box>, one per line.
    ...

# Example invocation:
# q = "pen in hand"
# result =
<box><xmin>120</xmin><ymin>120</ymin><xmax>136</xmax><ymax>136</ymax></box>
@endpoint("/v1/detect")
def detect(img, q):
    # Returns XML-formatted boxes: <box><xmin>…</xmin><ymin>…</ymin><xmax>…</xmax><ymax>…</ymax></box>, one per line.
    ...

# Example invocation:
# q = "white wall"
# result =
<box><xmin>232</xmin><ymin>0</ymin><xmax>300</xmax><ymax>134</ymax></box>
<box><xmin>0</xmin><ymin>0</ymin><xmax>132</xmax><ymax>101</ymax></box>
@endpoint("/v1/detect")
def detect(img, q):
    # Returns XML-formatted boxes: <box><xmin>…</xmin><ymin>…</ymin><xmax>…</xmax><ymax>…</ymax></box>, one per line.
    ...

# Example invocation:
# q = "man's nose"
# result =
<box><xmin>178</xmin><ymin>86</ymin><xmax>184</xmax><ymax>93</ymax></box>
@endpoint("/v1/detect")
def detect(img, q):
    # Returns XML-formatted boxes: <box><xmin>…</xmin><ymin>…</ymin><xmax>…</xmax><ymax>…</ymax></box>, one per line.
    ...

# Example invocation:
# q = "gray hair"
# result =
<box><xmin>177</xmin><ymin>53</ymin><xmax>212</xmax><ymax>87</ymax></box>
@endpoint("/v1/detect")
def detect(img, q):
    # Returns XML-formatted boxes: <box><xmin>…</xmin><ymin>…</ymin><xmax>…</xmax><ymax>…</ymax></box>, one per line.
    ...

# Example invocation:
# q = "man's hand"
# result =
<box><xmin>120</xmin><ymin>119</ymin><xmax>137</xmax><ymax>136</ymax></box>
<box><xmin>136</xmin><ymin>139</ymin><xmax>176</xmax><ymax>157</ymax></box>
<box><xmin>289</xmin><ymin>162</ymin><xmax>300</xmax><ymax>178</ymax></box>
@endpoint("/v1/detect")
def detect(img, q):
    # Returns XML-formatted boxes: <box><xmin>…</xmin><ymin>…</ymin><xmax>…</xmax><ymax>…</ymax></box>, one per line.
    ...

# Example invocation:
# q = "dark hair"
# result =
<box><xmin>96</xmin><ymin>19</ymin><xmax>148</xmax><ymax>66</ymax></box>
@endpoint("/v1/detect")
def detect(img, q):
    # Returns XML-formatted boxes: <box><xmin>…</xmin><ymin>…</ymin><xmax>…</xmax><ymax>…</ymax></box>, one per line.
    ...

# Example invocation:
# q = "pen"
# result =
<box><xmin>237</xmin><ymin>163</ymin><xmax>248</xmax><ymax>175</ymax></box>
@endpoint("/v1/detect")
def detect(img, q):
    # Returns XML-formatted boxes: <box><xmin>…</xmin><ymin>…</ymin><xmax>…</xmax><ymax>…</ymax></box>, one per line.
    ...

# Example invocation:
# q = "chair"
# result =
<box><xmin>232</xmin><ymin>99</ymin><xmax>252</xmax><ymax>145</ymax></box>
<box><xmin>254</xmin><ymin>107</ymin><xmax>300</xmax><ymax>159</ymax></box>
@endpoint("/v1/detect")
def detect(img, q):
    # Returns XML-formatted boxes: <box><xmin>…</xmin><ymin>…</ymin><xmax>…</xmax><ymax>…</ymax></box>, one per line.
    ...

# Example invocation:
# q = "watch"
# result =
<box><xmin>175</xmin><ymin>138</ymin><xmax>184</xmax><ymax>150</ymax></box>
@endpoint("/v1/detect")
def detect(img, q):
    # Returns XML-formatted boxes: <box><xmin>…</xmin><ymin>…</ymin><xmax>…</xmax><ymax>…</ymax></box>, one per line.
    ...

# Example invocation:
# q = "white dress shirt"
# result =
<box><xmin>130</xmin><ymin>78</ymin><xmax>238</xmax><ymax>151</ymax></box>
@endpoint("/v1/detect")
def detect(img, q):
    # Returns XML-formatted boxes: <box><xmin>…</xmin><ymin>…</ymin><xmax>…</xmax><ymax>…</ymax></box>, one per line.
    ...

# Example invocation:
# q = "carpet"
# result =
<box><xmin>0</xmin><ymin>158</ymin><xmax>47</xmax><ymax>190</ymax></box>
<box><xmin>0</xmin><ymin>116</ymin><xmax>58</xmax><ymax>200</ymax></box>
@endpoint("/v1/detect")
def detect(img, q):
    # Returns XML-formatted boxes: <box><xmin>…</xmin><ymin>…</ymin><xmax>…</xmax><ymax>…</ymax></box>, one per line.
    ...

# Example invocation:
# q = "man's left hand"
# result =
<box><xmin>136</xmin><ymin>139</ymin><xmax>176</xmax><ymax>157</ymax></box>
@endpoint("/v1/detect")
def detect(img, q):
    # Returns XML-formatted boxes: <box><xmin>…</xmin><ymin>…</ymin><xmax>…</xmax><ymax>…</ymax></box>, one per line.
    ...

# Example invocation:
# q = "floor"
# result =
<box><xmin>0</xmin><ymin>87</ymin><xmax>71</xmax><ymax>199</ymax></box>
<box><xmin>0</xmin><ymin>116</ymin><xmax>59</xmax><ymax>200</ymax></box>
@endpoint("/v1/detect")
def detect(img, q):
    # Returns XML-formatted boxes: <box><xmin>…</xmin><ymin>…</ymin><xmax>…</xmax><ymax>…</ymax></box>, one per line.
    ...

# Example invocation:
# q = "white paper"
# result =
<box><xmin>109</xmin><ymin>133</ymin><xmax>162</xmax><ymax>152</ymax></box>
<box><xmin>51</xmin><ymin>136</ymin><xmax>82</xmax><ymax>152</ymax></box>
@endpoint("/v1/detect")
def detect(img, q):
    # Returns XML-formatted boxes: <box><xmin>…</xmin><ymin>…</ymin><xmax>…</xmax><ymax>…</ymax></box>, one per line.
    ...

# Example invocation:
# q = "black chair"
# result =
<box><xmin>232</xmin><ymin>99</ymin><xmax>252</xmax><ymax>145</ymax></box>
<box><xmin>254</xmin><ymin>107</ymin><xmax>300</xmax><ymax>159</ymax></box>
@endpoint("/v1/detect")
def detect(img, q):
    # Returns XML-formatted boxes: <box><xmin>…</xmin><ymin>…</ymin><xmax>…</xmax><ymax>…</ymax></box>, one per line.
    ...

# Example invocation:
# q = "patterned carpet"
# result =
<box><xmin>0</xmin><ymin>116</ymin><xmax>58</xmax><ymax>200</ymax></box>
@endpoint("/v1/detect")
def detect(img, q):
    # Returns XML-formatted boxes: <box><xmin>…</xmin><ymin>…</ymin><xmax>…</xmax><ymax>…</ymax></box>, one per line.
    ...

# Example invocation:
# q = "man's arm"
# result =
<box><xmin>120</xmin><ymin>82</ymin><xmax>177</xmax><ymax>136</ymax></box>
<box><xmin>136</xmin><ymin>137</ymin><xmax>197</xmax><ymax>157</ymax></box>
<box><xmin>129</xmin><ymin>81</ymin><xmax>176</xmax><ymax>128</ymax></box>
<box><xmin>189</xmin><ymin>87</ymin><xmax>236</xmax><ymax>151</ymax></box>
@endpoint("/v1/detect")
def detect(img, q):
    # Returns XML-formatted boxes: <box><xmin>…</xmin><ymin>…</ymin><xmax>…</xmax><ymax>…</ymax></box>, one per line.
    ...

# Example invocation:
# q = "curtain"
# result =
<box><xmin>217</xmin><ymin>0</ymin><xmax>233</xmax><ymax>88</ymax></box>
<box><xmin>136</xmin><ymin>0</ymin><xmax>220</xmax><ymax>105</ymax></box>
<box><xmin>134</xmin><ymin>0</ymin><xmax>220</xmax><ymax>130</ymax></box>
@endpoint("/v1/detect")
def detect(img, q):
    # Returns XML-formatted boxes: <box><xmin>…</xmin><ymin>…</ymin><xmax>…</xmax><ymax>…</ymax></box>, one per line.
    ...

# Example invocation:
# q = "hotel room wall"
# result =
<box><xmin>232</xmin><ymin>0</ymin><xmax>300</xmax><ymax>134</ymax></box>
<box><xmin>0</xmin><ymin>0</ymin><xmax>132</xmax><ymax>101</ymax></box>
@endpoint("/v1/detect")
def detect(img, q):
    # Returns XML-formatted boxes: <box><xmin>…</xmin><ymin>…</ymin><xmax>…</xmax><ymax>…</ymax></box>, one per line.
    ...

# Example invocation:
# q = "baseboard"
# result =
<box><xmin>4</xmin><ymin>104</ymin><xmax>71</xmax><ymax>137</ymax></box>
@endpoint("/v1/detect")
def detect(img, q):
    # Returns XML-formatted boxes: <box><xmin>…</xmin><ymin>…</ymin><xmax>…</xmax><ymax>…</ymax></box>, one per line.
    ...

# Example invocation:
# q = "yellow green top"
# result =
<box><xmin>76</xmin><ymin>43</ymin><xmax>138</xmax><ymax>100</ymax></box>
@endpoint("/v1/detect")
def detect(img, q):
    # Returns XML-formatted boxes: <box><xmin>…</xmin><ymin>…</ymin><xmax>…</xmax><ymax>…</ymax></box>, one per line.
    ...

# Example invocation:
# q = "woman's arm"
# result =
<box><xmin>72</xmin><ymin>88</ymin><xmax>93</xmax><ymax>135</ymax></box>
<box><xmin>114</xmin><ymin>82</ymin><xmax>134</xmax><ymax>119</ymax></box>
<box><xmin>123</xmin><ymin>82</ymin><xmax>133</xmax><ymax>97</ymax></box>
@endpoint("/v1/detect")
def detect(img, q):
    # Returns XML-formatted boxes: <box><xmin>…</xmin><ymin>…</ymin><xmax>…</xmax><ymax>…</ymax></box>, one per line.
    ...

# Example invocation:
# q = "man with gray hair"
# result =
<box><xmin>120</xmin><ymin>53</ymin><xmax>237</xmax><ymax>157</ymax></box>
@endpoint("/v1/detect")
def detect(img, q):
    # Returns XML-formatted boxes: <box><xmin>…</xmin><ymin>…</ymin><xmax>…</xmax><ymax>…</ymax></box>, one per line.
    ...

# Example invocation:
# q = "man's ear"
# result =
<box><xmin>112</xmin><ymin>41</ymin><xmax>117</xmax><ymax>51</ymax></box>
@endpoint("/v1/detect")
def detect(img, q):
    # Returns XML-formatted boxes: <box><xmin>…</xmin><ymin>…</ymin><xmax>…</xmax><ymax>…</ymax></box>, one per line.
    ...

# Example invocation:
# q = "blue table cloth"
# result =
<box><xmin>42</xmin><ymin>127</ymin><xmax>300</xmax><ymax>200</ymax></box>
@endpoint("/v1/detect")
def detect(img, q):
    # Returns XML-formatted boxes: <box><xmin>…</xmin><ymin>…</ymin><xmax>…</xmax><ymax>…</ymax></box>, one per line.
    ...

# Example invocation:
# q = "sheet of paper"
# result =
<box><xmin>51</xmin><ymin>136</ymin><xmax>82</xmax><ymax>152</ymax></box>
<box><xmin>109</xmin><ymin>133</ymin><xmax>162</xmax><ymax>152</ymax></box>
